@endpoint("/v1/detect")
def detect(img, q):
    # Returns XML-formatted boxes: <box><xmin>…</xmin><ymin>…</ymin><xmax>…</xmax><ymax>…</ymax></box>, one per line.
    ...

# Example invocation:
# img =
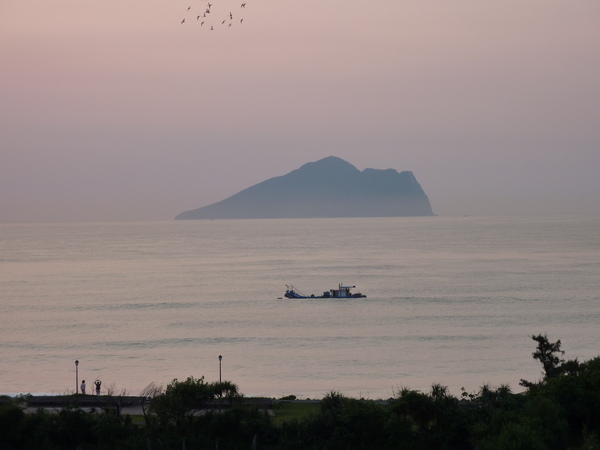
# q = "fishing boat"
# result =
<box><xmin>284</xmin><ymin>284</ymin><xmax>366</xmax><ymax>299</ymax></box>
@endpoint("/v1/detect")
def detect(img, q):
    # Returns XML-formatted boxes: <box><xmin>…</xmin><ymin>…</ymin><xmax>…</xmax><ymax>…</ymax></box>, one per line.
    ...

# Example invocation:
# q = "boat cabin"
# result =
<box><xmin>325</xmin><ymin>285</ymin><xmax>359</xmax><ymax>298</ymax></box>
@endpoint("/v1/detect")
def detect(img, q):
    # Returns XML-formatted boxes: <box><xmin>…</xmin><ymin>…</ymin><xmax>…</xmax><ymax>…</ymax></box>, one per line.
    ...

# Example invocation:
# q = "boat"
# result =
<box><xmin>284</xmin><ymin>284</ymin><xmax>366</xmax><ymax>299</ymax></box>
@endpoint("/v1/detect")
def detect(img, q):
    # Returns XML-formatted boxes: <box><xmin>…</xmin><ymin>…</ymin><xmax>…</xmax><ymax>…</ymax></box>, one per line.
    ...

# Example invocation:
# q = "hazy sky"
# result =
<box><xmin>2</xmin><ymin>0</ymin><xmax>599</xmax><ymax>222</ymax></box>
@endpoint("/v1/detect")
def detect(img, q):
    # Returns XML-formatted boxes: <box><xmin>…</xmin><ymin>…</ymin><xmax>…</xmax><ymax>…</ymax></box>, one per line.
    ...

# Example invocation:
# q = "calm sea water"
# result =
<box><xmin>1</xmin><ymin>216</ymin><xmax>599</xmax><ymax>399</ymax></box>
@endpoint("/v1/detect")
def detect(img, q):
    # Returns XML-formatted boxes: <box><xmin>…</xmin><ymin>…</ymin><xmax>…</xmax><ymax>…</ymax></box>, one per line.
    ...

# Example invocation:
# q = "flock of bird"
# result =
<box><xmin>180</xmin><ymin>0</ymin><xmax>249</xmax><ymax>30</ymax></box>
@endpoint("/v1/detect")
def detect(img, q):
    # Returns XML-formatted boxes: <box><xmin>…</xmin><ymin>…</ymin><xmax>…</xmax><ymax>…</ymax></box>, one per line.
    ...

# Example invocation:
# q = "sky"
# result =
<box><xmin>2</xmin><ymin>0</ymin><xmax>599</xmax><ymax>222</ymax></box>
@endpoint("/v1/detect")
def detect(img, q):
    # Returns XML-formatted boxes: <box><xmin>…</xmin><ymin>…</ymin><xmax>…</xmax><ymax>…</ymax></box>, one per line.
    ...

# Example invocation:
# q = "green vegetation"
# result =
<box><xmin>272</xmin><ymin>400</ymin><xmax>319</xmax><ymax>425</ymax></box>
<box><xmin>1</xmin><ymin>334</ymin><xmax>599</xmax><ymax>449</ymax></box>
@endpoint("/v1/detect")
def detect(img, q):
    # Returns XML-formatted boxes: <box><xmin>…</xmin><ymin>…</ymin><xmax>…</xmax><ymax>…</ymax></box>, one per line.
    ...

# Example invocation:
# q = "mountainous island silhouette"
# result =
<box><xmin>175</xmin><ymin>156</ymin><xmax>434</xmax><ymax>219</ymax></box>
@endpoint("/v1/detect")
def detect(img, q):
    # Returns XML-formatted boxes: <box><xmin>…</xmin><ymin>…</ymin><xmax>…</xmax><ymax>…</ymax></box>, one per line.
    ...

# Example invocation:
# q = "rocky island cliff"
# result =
<box><xmin>175</xmin><ymin>156</ymin><xmax>434</xmax><ymax>219</ymax></box>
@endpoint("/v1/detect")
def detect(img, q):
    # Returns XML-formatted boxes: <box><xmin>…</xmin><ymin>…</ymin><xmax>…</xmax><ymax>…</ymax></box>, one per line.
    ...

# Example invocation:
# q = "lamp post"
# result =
<box><xmin>218</xmin><ymin>355</ymin><xmax>222</xmax><ymax>383</ymax></box>
<box><xmin>75</xmin><ymin>360</ymin><xmax>79</xmax><ymax>394</ymax></box>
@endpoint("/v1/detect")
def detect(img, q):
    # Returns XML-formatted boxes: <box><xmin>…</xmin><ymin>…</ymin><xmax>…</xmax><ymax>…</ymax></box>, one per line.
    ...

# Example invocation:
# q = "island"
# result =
<box><xmin>175</xmin><ymin>156</ymin><xmax>434</xmax><ymax>219</ymax></box>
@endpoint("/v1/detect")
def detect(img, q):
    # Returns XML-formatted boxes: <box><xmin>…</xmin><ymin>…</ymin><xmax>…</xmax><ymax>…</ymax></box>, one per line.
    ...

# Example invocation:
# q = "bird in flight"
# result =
<box><xmin>178</xmin><ymin>0</ymin><xmax>249</xmax><ymax>30</ymax></box>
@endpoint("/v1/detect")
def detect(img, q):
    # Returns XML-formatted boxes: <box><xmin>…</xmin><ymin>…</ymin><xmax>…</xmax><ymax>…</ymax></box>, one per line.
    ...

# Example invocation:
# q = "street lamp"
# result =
<box><xmin>75</xmin><ymin>360</ymin><xmax>79</xmax><ymax>394</ymax></box>
<box><xmin>218</xmin><ymin>355</ymin><xmax>222</xmax><ymax>383</ymax></box>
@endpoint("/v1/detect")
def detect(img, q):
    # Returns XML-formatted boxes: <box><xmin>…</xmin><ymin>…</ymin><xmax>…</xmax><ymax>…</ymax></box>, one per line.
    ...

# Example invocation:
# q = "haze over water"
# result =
<box><xmin>1</xmin><ymin>215</ymin><xmax>599</xmax><ymax>399</ymax></box>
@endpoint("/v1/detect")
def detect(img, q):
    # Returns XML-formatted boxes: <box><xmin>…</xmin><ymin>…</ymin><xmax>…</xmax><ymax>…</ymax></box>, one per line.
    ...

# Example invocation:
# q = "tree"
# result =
<box><xmin>144</xmin><ymin>376</ymin><xmax>243</xmax><ymax>447</ymax></box>
<box><xmin>147</xmin><ymin>376</ymin><xmax>215</xmax><ymax>428</ymax></box>
<box><xmin>315</xmin><ymin>391</ymin><xmax>388</xmax><ymax>449</ymax></box>
<box><xmin>531</xmin><ymin>334</ymin><xmax>565</xmax><ymax>378</ymax></box>
<box><xmin>540</xmin><ymin>356</ymin><xmax>600</xmax><ymax>446</ymax></box>
<box><xmin>520</xmin><ymin>334</ymin><xmax>579</xmax><ymax>388</ymax></box>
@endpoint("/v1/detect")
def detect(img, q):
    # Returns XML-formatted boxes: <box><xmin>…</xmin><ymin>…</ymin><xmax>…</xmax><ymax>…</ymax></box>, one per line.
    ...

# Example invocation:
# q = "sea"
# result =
<box><xmin>1</xmin><ymin>215</ymin><xmax>599</xmax><ymax>400</ymax></box>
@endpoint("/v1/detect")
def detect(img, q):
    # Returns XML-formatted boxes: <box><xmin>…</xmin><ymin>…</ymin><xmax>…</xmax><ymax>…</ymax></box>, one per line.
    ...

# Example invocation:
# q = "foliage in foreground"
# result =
<box><xmin>1</xmin><ymin>334</ymin><xmax>599</xmax><ymax>449</ymax></box>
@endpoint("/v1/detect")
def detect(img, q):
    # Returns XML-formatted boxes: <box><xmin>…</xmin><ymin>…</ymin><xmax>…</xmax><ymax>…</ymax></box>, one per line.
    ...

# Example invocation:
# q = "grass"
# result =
<box><xmin>272</xmin><ymin>401</ymin><xmax>320</xmax><ymax>425</ymax></box>
<box><xmin>129</xmin><ymin>415</ymin><xmax>146</xmax><ymax>425</ymax></box>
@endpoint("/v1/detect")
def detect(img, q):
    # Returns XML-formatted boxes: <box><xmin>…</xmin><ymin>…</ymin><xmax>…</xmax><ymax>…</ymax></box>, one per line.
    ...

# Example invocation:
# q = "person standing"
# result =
<box><xmin>94</xmin><ymin>380</ymin><xmax>101</xmax><ymax>395</ymax></box>
<box><xmin>80</xmin><ymin>380</ymin><xmax>86</xmax><ymax>394</ymax></box>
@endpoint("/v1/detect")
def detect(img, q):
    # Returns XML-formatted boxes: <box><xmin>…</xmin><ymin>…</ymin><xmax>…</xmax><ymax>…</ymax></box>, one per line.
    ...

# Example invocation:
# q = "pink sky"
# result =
<box><xmin>2</xmin><ymin>0</ymin><xmax>599</xmax><ymax>222</ymax></box>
